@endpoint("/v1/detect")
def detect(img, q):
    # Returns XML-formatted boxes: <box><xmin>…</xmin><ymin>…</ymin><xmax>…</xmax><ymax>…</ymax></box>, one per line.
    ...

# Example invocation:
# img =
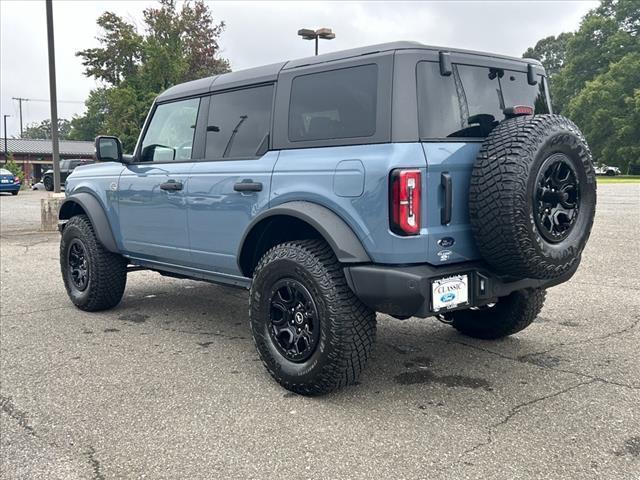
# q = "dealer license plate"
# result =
<box><xmin>431</xmin><ymin>275</ymin><xmax>469</xmax><ymax>312</ymax></box>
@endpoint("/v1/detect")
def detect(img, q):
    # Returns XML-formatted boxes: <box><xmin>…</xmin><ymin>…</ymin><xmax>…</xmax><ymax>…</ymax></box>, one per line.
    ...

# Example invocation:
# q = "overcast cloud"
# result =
<box><xmin>0</xmin><ymin>0</ymin><xmax>597</xmax><ymax>138</ymax></box>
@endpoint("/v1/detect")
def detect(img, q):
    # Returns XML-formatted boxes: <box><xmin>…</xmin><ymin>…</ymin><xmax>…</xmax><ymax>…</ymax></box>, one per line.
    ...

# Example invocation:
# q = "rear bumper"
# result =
<box><xmin>344</xmin><ymin>261</ymin><xmax>577</xmax><ymax>318</ymax></box>
<box><xmin>0</xmin><ymin>183</ymin><xmax>20</xmax><ymax>192</ymax></box>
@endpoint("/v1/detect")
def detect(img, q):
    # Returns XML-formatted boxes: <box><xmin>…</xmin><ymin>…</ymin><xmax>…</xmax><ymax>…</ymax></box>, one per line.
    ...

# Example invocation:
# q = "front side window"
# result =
<box><xmin>140</xmin><ymin>98</ymin><xmax>200</xmax><ymax>162</ymax></box>
<box><xmin>417</xmin><ymin>61</ymin><xmax>550</xmax><ymax>139</ymax></box>
<box><xmin>205</xmin><ymin>85</ymin><xmax>273</xmax><ymax>159</ymax></box>
<box><xmin>288</xmin><ymin>64</ymin><xmax>378</xmax><ymax>142</ymax></box>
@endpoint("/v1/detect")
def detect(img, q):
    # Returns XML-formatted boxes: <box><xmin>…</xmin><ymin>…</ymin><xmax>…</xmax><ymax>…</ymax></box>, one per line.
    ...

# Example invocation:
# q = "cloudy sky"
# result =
<box><xmin>1</xmin><ymin>0</ymin><xmax>597</xmax><ymax>138</ymax></box>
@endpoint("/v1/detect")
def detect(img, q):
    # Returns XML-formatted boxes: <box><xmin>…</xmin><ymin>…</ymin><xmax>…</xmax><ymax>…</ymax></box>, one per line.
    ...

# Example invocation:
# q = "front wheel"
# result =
<box><xmin>444</xmin><ymin>288</ymin><xmax>546</xmax><ymax>340</ymax></box>
<box><xmin>60</xmin><ymin>215</ymin><xmax>127</xmax><ymax>311</ymax></box>
<box><xmin>11</xmin><ymin>190</ymin><xmax>18</xmax><ymax>196</ymax></box>
<box><xmin>43</xmin><ymin>176</ymin><xmax>54</xmax><ymax>191</ymax></box>
<box><xmin>250</xmin><ymin>240</ymin><xmax>376</xmax><ymax>396</ymax></box>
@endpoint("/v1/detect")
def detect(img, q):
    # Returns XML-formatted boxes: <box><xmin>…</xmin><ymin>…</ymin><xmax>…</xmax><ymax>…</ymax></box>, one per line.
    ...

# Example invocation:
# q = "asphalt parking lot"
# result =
<box><xmin>1</xmin><ymin>186</ymin><xmax>638</xmax><ymax>480</ymax></box>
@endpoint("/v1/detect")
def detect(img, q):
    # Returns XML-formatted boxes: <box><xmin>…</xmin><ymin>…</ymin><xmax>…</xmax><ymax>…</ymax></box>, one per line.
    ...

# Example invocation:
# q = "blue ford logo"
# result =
<box><xmin>438</xmin><ymin>237</ymin><xmax>455</xmax><ymax>248</ymax></box>
<box><xmin>441</xmin><ymin>292</ymin><xmax>456</xmax><ymax>302</ymax></box>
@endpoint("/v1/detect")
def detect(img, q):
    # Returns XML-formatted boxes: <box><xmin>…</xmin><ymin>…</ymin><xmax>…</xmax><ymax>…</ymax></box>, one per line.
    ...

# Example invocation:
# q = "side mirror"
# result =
<box><xmin>95</xmin><ymin>136</ymin><xmax>123</xmax><ymax>163</ymax></box>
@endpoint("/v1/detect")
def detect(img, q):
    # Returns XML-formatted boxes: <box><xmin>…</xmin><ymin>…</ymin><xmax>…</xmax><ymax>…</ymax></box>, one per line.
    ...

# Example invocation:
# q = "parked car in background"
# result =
<box><xmin>0</xmin><ymin>168</ymin><xmax>21</xmax><ymax>195</ymax></box>
<box><xmin>595</xmin><ymin>163</ymin><xmax>621</xmax><ymax>176</ymax></box>
<box><xmin>42</xmin><ymin>159</ymin><xmax>94</xmax><ymax>191</ymax></box>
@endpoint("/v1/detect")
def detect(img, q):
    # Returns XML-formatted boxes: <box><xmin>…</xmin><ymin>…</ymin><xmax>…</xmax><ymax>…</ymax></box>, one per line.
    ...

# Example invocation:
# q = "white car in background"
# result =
<box><xmin>595</xmin><ymin>164</ymin><xmax>621</xmax><ymax>176</ymax></box>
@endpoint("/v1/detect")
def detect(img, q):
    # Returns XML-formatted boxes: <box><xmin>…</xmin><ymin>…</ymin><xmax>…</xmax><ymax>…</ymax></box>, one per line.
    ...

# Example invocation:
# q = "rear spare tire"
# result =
<box><xmin>469</xmin><ymin>114</ymin><xmax>596</xmax><ymax>280</ymax></box>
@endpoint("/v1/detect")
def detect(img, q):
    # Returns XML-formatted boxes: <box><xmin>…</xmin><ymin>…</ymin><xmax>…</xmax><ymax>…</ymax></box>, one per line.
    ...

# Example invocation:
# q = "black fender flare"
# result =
<box><xmin>59</xmin><ymin>192</ymin><xmax>119</xmax><ymax>253</ymax></box>
<box><xmin>238</xmin><ymin>201</ymin><xmax>371</xmax><ymax>269</ymax></box>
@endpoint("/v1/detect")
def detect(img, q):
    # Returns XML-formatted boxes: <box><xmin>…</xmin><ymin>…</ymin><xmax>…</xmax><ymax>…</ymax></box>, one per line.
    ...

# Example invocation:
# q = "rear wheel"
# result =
<box><xmin>444</xmin><ymin>288</ymin><xmax>546</xmax><ymax>340</ymax></box>
<box><xmin>43</xmin><ymin>176</ymin><xmax>53</xmax><ymax>191</ymax></box>
<box><xmin>60</xmin><ymin>215</ymin><xmax>127</xmax><ymax>311</ymax></box>
<box><xmin>250</xmin><ymin>240</ymin><xmax>376</xmax><ymax>395</ymax></box>
<box><xmin>11</xmin><ymin>190</ymin><xmax>18</xmax><ymax>196</ymax></box>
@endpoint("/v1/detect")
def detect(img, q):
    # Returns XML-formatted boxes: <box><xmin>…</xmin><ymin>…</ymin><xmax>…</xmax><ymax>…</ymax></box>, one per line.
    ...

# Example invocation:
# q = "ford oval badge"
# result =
<box><xmin>441</xmin><ymin>292</ymin><xmax>456</xmax><ymax>302</ymax></box>
<box><xmin>438</xmin><ymin>237</ymin><xmax>455</xmax><ymax>248</ymax></box>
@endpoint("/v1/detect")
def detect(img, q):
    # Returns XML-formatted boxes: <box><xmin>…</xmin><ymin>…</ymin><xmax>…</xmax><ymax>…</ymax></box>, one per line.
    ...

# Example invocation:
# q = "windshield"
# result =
<box><xmin>417</xmin><ymin>61</ymin><xmax>550</xmax><ymax>139</ymax></box>
<box><xmin>0</xmin><ymin>168</ymin><xmax>12</xmax><ymax>175</ymax></box>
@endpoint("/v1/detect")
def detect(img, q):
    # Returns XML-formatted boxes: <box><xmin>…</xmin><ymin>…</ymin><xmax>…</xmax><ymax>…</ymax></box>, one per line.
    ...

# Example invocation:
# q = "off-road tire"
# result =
<box><xmin>60</xmin><ymin>215</ymin><xmax>127</xmax><ymax>311</ymax></box>
<box><xmin>43</xmin><ymin>176</ymin><xmax>54</xmax><ymax>191</ymax></box>
<box><xmin>250</xmin><ymin>239</ymin><xmax>376</xmax><ymax>396</ymax></box>
<box><xmin>446</xmin><ymin>288</ymin><xmax>546</xmax><ymax>340</ymax></box>
<box><xmin>469</xmin><ymin>114</ymin><xmax>596</xmax><ymax>279</ymax></box>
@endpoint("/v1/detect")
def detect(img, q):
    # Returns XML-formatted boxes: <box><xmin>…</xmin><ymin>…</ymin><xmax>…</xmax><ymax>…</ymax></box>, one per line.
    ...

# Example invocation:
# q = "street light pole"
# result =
<box><xmin>3</xmin><ymin>115</ymin><xmax>10</xmax><ymax>163</ymax></box>
<box><xmin>45</xmin><ymin>0</ymin><xmax>61</xmax><ymax>193</ymax></box>
<box><xmin>297</xmin><ymin>28</ymin><xmax>335</xmax><ymax>56</ymax></box>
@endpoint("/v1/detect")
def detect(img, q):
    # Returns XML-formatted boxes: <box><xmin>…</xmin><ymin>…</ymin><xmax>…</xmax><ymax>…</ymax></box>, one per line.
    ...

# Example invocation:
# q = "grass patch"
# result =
<box><xmin>597</xmin><ymin>175</ymin><xmax>640</xmax><ymax>184</ymax></box>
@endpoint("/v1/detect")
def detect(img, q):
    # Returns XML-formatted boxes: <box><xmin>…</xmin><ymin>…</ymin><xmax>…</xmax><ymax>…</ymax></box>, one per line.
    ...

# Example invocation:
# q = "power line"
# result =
<box><xmin>11</xmin><ymin>97</ymin><xmax>86</xmax><ymax>137</ymax></box>
<box><xmin>18</xmin><ymin>98</ymin><xmax>85</xmax><ymax>104</ymax></box>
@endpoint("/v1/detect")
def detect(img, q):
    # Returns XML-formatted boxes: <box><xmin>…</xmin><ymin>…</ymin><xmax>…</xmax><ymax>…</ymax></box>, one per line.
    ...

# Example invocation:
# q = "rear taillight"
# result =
<box><xmin>390</xmin><ymin>169</ymin><xmax>421</xmax><ymax>236</ymax></box>
<box><xmin>503</xmin><ymin>105</ymin><xmax>534</xmax><ymax>117</ymax></box>
<box><xmin>13</xmin><ymin>176</ymin><xmax>20</xmax><ymax>184</ymax></box>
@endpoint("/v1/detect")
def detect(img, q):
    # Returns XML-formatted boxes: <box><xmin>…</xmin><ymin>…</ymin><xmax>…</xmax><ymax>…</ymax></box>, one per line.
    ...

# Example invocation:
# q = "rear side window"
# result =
<box><xmin>417</xmin><ymin>61</ymin><xmax>550</xmax><ymax>139</ymax></box>
<box><xmin>206</xmin><ymin>85</ymin><xmax>273</xmax><ymax>159</ymax></box>
<box><xmin>288</xmin><ymin>64</ymin><xmax>377</xmax><ymax>142</ymax></box>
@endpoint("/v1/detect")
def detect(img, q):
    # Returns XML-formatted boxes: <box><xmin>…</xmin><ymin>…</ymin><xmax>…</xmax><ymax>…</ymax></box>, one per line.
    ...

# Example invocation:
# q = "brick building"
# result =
<box><xmin>1</xmin><ymin>138</ymin><xmax>94</xmax><ymax>182</ymax></box>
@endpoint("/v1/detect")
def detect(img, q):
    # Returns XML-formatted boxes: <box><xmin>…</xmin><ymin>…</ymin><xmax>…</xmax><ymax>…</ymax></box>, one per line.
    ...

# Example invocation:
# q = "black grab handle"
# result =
<box><xmin>234</xmin><ymin>180</ymin><xmax>263</xmax><ymax>192</ymax></box>
<box><xmin>160</xmin><ymin>180</ymin><xmax>183</xmax><ymax>191</ymax></box>
<box><xmin>441</xmin><ymin>172</ymin><xmax>452</xmax><ymax>225</ymax></box>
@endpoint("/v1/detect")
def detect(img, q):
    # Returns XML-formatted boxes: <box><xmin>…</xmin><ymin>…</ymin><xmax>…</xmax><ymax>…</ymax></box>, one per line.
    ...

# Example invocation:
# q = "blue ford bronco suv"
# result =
<box><xmin>59</xmin><ymin>42</ymin><xmax>596</xmax><ymax>395</ymax></box>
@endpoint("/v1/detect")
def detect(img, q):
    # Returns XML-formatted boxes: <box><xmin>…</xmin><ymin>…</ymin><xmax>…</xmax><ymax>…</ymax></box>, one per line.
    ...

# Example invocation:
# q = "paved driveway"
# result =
<box><xmin>1</xmin><ymin>186</ymin><xmax>638</xmax><ymax>479</ymax></box>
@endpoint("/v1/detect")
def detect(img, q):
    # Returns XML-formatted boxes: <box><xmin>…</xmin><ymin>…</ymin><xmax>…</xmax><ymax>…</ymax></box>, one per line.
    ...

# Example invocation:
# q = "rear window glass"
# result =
<box><xmin>289</xmin><ymin>64</ymin><xmax>378</xmax><ymax>142</ymax></box>
<box><xmin>417</xmin><ymin>61</ymin><xmax>549</xmax><ymax>139</ymax></box>
<box><xmin>206</xmin><ymin>85</ymin><xmax>273</xmax><ymax>159</ymax></box>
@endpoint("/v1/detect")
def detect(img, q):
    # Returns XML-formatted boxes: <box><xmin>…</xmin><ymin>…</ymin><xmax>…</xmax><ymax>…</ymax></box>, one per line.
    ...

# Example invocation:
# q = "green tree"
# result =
<box><xmin>22</xmin><ymin>118</ymin><xmax>71</xmax><ymax>140</ymax></box>
<box><xmin>523</xmin><ymin>32</ymin><xmax>574</xmax><ymax>79</ymax></box>
<box><xmin>523</xmin><ymin>0</ymin><xmax>640</xmax><ymax>170</ymax></box>
<box><xmin>68</xmin><ymin>89</ymin><xmax>110</xmax><ymax>141</ymax></box>
<box><xmin>4</xmin><ymin>152</ymin><xmax>23</xmax><ymax>182</ymax></box>
<box><xmin>549</xmin><ymin>0</ymin><xmax>639</xmax><ymax>112</ymax></box>
<box><xmin>71</xmin><ymin>0</ymin><xmax>230</xmax><ymax>151</ymax></box>
<box><xmin>566</xmin><ymin>52</ymin><xmax>640</xmax><ymax>172</ymax></box>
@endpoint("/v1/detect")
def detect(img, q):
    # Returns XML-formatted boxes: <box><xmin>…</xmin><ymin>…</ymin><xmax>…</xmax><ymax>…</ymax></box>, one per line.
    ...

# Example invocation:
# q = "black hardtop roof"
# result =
<box><xmin>156</xmin><ymin>41</ymin><xmax>542</xmax><ymax>102</ymax></box>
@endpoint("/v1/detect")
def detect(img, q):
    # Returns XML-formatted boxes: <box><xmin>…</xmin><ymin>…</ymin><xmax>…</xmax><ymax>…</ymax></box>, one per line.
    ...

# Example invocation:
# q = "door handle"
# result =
<box><xmin>234</xmin><ymin>180</ymin><xmax>263</xmax><ymax>192</ymax></box>
<box><xmin>440</xmin><ymin>172</ymin><xmax>452</xmax><ymax>225</ymax></box>
<box><xmin>160</xmin><ymin>180</ymin><xmax>183</xmax><ymax>191</ymax></box>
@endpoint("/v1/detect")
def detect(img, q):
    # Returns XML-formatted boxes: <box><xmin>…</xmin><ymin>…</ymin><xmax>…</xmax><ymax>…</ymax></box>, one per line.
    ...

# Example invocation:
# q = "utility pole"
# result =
<box><xmin>11</xmin><ymin>97</ymin><xmax>29</xmax><ymax>137</ymax></box>
<box><xmin>46</xmin><ymin>0</ymin><xmax>61</xmax><ymax>193</ymax></box>
<box><xmin>3</xmin><ymin>115</ymin><xmax>9</xmax><ymax>163</ymax></box>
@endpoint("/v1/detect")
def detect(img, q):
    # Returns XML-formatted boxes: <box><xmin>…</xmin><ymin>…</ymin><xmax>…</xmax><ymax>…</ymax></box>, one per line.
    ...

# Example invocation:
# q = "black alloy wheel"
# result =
<box><xmin>534</xmin><ymin>153</ymin><xmax>580</xmax><ymax>243</ymax></box>
<box><xmin>268</xmin><ymin>279</ymin><xmax>320</xmax><ymax>362</ymax></box>
<box><xmin>68</xmin><ymin>239</ymin><xmax>89</xmax><ymax>291</ymax></box>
